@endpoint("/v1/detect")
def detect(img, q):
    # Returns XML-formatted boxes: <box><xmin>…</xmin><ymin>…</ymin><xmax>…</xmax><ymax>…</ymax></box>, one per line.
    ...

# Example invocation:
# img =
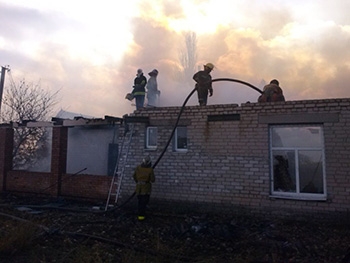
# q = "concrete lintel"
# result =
<box><xmin>259</xmin><ymin>113</ymin><xmax>339</xmax><ymax>124</ymax></box>
<box><xmin>124</xmin><ymin>116</ymin><xmax>149</xmax><ymax>124</ymax></box>
<box><xmin>207</xmin><ymin>114</ymin><xmax>241</xmax><ymax>122</ymax></box>
<box><xmin>26</xmin><ymin>121</ymin><xmax>54</xmax><ymax>127</ymax></box>
<box><xmin>62</xmin><ymin>118</ymin><xmax>110</xmax><ymax>126</ymax></box>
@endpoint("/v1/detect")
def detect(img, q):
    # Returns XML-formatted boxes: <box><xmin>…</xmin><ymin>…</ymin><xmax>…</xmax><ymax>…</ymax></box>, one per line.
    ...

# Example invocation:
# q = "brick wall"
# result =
<box><xmin>0</xmin><ymin>128</ymin><xmax>13</xmax><ymax>191</ymax></box>
<box><xmin>0</xmin><ymin>98</ymin><xmax>349</xmax><ymax>216</ymax></box>
<box><xmin>119</xmin><ymin>99</ymin><xmax>350</xmax><ymax>215</ymax></box>
<box><xmin>0</xmin><ymin>126</ymin><xmax>111</xmax><ymax>201</ymax></box>
<box><xmin>5</xmin><ymin>171</ymin><xmax>111</xmax><ymax>200</ymax></box>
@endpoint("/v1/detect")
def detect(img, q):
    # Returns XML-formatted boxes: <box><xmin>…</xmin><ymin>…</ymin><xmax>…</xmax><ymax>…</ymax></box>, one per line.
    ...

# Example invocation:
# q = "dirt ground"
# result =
<box><xmin>0</xmin><ymin>194</ymin><xmax>349</xmax><ymax>263</ymax></box>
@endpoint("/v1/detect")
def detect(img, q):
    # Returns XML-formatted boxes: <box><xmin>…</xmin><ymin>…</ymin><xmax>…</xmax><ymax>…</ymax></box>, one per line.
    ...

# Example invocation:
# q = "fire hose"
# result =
<box><xmin>22</xmin><ymin>78</ymin><xmax>262</xmax><ymax>213</ymax></box>
<box><xmin>117</xmin><ymin>78</ymin><xmax>263</xmax><ymax>211</ymax></box>
<box><xmin>152</xmin><ymin>78</ymin><xmax>262</xmax><ymax>168</ymax></box>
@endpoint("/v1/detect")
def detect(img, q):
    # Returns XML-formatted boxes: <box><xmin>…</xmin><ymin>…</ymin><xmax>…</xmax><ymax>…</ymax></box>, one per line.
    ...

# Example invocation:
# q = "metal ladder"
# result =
<box><xmin>105</xmin><ymin>123</ymin><xmax>134</xmax><ymax>211</ymax></box>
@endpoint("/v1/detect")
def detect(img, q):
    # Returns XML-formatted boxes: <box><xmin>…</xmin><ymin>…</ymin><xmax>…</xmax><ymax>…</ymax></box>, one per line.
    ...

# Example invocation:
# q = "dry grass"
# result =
<box><xmin>0</xmin><ymin>222</ymin><xmax>39</xmax><ymax>256</ymax></box>
<box><xmin>0</xmin><ymin>196</ymin><xmax>349</xmax><ymax>262</ymax></box>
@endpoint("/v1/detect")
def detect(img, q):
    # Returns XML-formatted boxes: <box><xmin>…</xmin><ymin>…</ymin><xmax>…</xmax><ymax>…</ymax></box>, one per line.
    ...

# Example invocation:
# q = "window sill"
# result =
<box><xmin>269</xmin><ymin>194</ymin><xmax>328</xmax><ymax>202</ymax></box>
<box><xmin>174</xmin><ymin>149</ymin><xmax>188</xmax><ymax>153</ymax></box>
<box><xmin>145</xmin><ymin>148</ymin><xmax>157</xmax><ymax>151</ymax></box>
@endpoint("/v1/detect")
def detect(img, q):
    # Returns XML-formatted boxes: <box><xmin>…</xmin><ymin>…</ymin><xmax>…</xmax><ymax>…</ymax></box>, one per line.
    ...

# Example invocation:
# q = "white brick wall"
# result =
<box><xmin>119</xmin><ymin>99</ymin><xmax>350</xmax><ymax>215</ymax></box>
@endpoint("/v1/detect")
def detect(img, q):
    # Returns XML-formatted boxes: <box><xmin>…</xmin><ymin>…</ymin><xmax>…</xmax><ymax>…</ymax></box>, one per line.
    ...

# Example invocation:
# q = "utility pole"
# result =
<box><xmin>0</xmin><ymin>65</ymin><xmax>10</xmax><ymax>114</ymax></box>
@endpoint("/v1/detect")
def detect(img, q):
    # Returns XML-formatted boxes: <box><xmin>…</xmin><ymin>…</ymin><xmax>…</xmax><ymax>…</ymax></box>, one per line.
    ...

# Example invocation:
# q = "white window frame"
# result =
<box><xmin>174</xmin><ymin>126</ymin><xmax>188</xmax><ymax>152</ymax></box>
<box><xmin>269</xmin><ymin>125</ymin><xmax>327</xmax><ymax>201</ymax></box>
<box><xmin>146</xmin><ymin>127</ymin><xmax>157</xmax><ymax>149</ymax></box>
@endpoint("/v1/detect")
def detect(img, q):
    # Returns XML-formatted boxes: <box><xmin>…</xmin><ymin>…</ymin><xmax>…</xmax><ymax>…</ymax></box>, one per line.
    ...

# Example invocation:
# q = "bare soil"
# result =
<box><xmin>0</xmin><ymin>194</ymin><xmax>349</xmax><ymax>263</ymax></box>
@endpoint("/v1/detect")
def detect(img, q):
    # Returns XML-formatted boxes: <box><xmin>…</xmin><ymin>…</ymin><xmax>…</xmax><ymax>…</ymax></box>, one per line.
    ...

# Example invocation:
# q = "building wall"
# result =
<box><xmin>119</xmin><ymin>99</ymin><xmax>350</xmax><ymax>215</ymax></box>
<box><xmin>0</xmin><ymin>98</ymin><xmax>349</xmax><ymax>216</ymax></box>
<box><xmin>0</xmin><ymin>126</ymin><xmax>112</xmax><ymax>200</ymax></box>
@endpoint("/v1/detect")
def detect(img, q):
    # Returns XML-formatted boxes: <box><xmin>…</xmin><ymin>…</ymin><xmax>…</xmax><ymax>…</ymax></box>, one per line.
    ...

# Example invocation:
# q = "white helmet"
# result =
<box><xmin>148</xmin><ymin>69</ymin><xmax>158</xmax><ymax>76</ymax></box>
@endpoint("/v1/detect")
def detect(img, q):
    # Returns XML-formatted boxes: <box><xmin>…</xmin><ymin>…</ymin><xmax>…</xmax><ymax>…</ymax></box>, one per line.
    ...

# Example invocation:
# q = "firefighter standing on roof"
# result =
<box><xmin>132</xmin><ymin>69</ymin><xmax>147</xmax><ymax>110</ymax></box>
<box><xmin>258</xmin><ymin>79</ymin><xmax>285</xmax><ymax>103</ymax></box>
<box><xmin>133</xmin><ymin>156</ymin><xmax>155</xmax><ymax>221</ymax></box>
<box><xmin>146</xmin><ymin>69</ymin><xmax>160</xmax><ymax>107</ymax></box>
<box><xmin>193</xmin><ymin>63</ymin><xmax>214</xmax><ymax>106</ymax></box>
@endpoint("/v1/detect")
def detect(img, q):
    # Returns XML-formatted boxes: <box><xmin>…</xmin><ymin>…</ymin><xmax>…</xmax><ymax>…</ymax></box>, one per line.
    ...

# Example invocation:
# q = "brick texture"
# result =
<box><xmin>0</xmin><ymin>98</ymin><xmax>350</xmax><ymax>216</ymax></box>
<box><xmin>119</xmin><ymin>99</ymin><xmax>350</xmax><ymax>215</ymax></box>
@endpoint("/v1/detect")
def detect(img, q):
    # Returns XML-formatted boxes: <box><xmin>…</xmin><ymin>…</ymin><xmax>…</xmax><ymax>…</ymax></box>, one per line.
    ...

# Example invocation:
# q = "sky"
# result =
<box><xmin>1</xmin><ymin>0</ymin><xmax>350</xmax><ymax>119</ymax></box>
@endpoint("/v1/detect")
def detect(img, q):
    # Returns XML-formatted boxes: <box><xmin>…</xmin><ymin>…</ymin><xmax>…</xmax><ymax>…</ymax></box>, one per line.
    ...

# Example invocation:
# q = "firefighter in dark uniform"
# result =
<box><xmin>133</xmin><ymin>156</ymin><xmax>155</xmax><ymax>221</ymax></box>
<box><xmin>258</xmin><ymin>79</ymin><xmax>285</xmax><ymax>102</ymax></box>
<box><xmin>132</xmin><ymin>68</ymin><xmax>147</xmax><ymax>110</ymax></box>
<box><xmin>193</xmin><ymin>62</ymin><xmax>214</xmax><ymax>106</ymax></box>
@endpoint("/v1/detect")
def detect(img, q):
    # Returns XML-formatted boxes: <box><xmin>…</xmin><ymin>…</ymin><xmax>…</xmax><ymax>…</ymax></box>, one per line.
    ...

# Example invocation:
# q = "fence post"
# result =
<box><xmin>51</xmin><ymin>126</ymin><xmax>68</xmax><ymax>196</ymax></box>
<box><xmin>0</xmin><ymin>127</ymin><xmax>14</xmax><ymax>192</ymax></box>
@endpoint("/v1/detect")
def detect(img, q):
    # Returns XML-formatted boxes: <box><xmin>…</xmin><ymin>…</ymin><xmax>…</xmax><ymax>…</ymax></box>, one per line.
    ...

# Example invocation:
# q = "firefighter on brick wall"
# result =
<box><xmin>132</xmin><ymin>68</ymin><xmax>147</xmax><ymax>110</ymax></box>
<box><xmin>133</xmin><ymin>155</ymin><xmax>155</xmax><ymax>221</ymax></box>
<box><xmin>258</xmin><ymin>79</ymin><xmax>285</xmax><ymax>103</ymax></box>
<box><xmin>146</xmin><ymin>69</ymin><xmax>160</xmax><ymax>107</ymax></box>
<box><xmin>193</xmin><ymin>63</ymin><xmax>214</xmax><ymax>106</ymax></box>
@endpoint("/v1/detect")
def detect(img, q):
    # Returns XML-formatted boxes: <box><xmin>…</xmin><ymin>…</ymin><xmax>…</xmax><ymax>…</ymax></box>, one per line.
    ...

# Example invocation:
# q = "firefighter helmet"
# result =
<box><xmin>148</xmin><ymin>69</ymin><xmax>158</xmax><ymax>76</ymax></box>
<box><xmin>204</xmin><ymin>63</ymin><xmax>214</xmax><ymax>70</ymax></box>
<box><xmin>143</xmin><ymin>155</ymin><xmax>151</xmax><ymax>166</ymax></box>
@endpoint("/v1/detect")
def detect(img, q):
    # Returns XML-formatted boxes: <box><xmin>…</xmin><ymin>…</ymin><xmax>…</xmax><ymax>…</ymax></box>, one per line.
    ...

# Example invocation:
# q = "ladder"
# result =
<box><xmin>105</xmin><ymin>123</ymin><xmax>134</xmax><ymax>211</ymax></box>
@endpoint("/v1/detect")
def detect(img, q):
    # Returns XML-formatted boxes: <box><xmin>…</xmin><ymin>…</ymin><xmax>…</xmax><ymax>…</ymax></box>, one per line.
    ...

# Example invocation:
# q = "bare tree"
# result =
<box><xmin>181</xmin><ymin>32</ymin><xmax>198</xmax><ymax>81</ymax></box>
<box><xmin>1</xmin><ymin>79</ymin><xmax>58</xmax><ymax>122</ymax></box>
<box><xmin>0</xmin><ymin>79</ymin><xmax>59</xmax><ymax>170</ymax></box>
<box><xmin>177</xmin><ymin>31</ymin><xmax>198</xmax><ymax>85</ymax></box>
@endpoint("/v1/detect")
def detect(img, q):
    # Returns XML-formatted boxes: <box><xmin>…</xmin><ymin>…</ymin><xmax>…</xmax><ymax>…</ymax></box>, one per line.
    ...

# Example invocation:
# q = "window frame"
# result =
<box><xmin>174</xmin><ymin>126</ymin><xmax>188</xmax><ymax>152</ymax></box>
<box><xmin>146</xmin><ymin>126</ymin><xmax>158</xmax><ymax>149</ymax></box>
<box><xmin>269</xmin><ymin>124</ymin><xmax>327</xmax><ymax>201</ymax></box>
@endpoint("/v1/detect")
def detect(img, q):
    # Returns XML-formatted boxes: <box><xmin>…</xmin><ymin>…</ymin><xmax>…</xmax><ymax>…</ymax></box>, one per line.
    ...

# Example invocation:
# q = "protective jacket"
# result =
<box><xmin>146</xmin><ymin>76</ymin><xmax>159</xmax><ymax>106</ymax></box>
<box><xmin>132</xmin><ymin>74</ymin><xmax>147</xmax><ymax>96</ymax></box>
<box><xmin>133</xmin><ymin>163</ymin><xmax>155</xmax><ymax>195</ymax></box>
<box><xmin>258</xmin><ymin>83</ymin><xmax>285</xmax><ymax>102</ymax></box>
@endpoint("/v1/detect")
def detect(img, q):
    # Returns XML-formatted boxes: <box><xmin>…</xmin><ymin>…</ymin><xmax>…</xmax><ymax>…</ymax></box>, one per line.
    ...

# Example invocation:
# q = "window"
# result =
<box><xmin>174</xmin><ymin>126</ymin><xmax>187</xmax><ymax>151</ymax></box>
<box><xmin>270</xmin><ymin>125</ymin><xmax>326</xmax><ymax>200</ymax></box>
<box><xmin>146</xmin><ymin>127</ymin><xmax>157</xmax><ymax>149</ymax></box>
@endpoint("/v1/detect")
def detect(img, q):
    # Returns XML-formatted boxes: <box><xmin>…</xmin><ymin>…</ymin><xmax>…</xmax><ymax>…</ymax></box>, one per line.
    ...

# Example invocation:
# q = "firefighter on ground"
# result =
<box><xmin>193</xmin><ymin>63</ymin><xmax>214</xmax><ymax>106</ymax></box>
<box><xmin>133</xmin><ymin>155</ymin><xmax>155</xmax><ymax>221</ymax></box>
<box><xmin>258</xmin><ymin>79</ymin><xmax>285</xmax><ymax>102</ymax></box>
